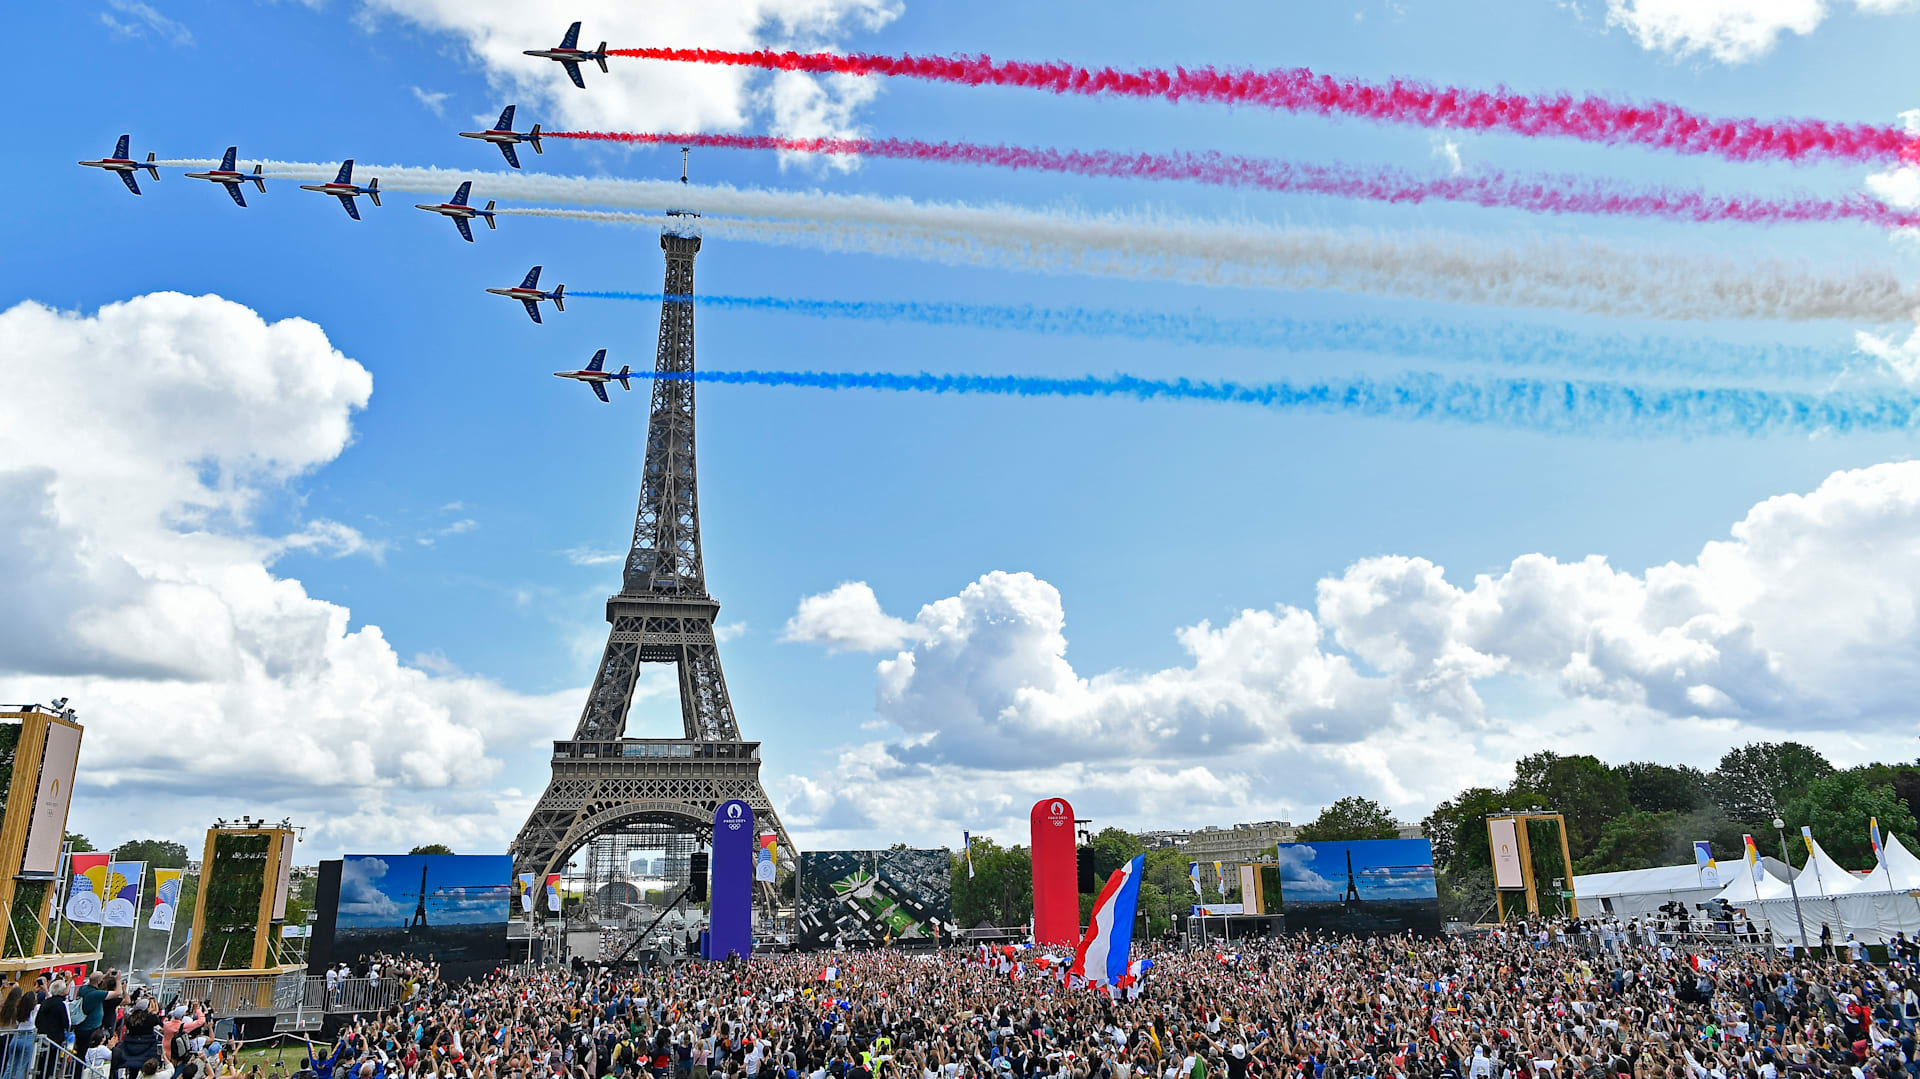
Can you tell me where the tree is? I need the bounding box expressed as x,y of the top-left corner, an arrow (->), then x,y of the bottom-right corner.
1087,827 -> 1144,880
950,836 -> 1032,928
408,844 -> 456,856
1511,752 -> 1629,854
1299,796 -> 1400,842
1579,810 -> 1680,874
65,833 -> 95,853
1422,787 -> 1526,873
1618,762 -> 1712,814
1712,742 -> 1834,827
1780,770 -> 1919,868
112,839 -> 191,891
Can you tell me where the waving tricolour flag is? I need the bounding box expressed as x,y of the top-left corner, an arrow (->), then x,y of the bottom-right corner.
1188,862 -> 1202,897
1069,854 -> 1142,989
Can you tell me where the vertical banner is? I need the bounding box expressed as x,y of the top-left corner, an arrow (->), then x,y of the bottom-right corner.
755,834 -> 777,883
101,861 -> 144,928
961,831 -> 974,880
1743,834 -> 1764,881
1238,864 -> 1260,913
149,869 -> 183,931
1213,861 -> 1225,892
1693,841 -> 1719,887
1188,861 -> 1202,896
1488,818 -> 1523,889
65,853 -> 111,922
271,834 -> 295,920
544,873 -> 562,912
517,873 -> 536,912
1029,798 -> 1077,946
709,800 -> 754,960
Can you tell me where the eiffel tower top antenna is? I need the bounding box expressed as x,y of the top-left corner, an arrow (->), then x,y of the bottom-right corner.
680,146 -> 690,184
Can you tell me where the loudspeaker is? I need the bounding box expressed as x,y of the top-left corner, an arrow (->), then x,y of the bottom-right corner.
689,851 -> 709,902
1076,846 -> 1097,893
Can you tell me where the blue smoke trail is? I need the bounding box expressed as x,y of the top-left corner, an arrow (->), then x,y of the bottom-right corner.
624,368 -> 1920,437
571,291 -> 1863,380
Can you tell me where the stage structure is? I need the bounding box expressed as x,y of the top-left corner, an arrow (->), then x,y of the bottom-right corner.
511,213 -> 795,900
184,822 -> 299,973
0,703 -> 102,972
1486,811 -> 1577,921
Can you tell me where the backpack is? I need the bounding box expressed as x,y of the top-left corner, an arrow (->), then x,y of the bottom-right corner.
173,1033 -> 192,1061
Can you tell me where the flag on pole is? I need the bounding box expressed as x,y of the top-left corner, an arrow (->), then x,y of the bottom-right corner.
1742,834 -> 1764,882
1692,841 -> 1719,888
962,831 -> 975,880
65,854 -> 111,923
1213,861 -> 1224,892
1187,862 -> 1202,897
1871,817 -> 1884,856
1069,854 -> 1143,989
544,873 -> 562,912
518,873 -> 536,912
101,862 -> 145,928
149,869 -> 184,931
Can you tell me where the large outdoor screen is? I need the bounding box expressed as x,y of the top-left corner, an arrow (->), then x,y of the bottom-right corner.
1272,838 -> 1441,937
796,849 -> 951,951
330,854 -> 511,974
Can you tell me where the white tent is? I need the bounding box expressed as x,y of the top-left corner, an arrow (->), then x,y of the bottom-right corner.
1833,833 -> 1920,944
1573,863 -> 1724,919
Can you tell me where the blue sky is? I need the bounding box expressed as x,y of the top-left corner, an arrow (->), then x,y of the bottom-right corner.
8,0 -> 1920,863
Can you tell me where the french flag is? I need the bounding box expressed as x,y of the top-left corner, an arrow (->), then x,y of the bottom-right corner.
1070,854 -> 1142,988
820,966 -> 839,982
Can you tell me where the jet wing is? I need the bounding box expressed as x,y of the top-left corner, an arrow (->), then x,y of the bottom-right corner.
337,193 -> 362,221
592,381 -> 610,403
120,170 -> 142,196
499,143 -> 521,169
454,216 -> 474,242
226,182 -> 247,208
522,299 -> 542,324
562,60 -> 585,89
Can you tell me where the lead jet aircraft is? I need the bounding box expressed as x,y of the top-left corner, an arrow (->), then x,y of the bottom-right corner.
553,348 -> 631,402
524,22 -> 608,89
459,105 -> 544,169
298,160 -> 381,220
414,180 -> 497,242
184,146 -> 266,207
486,265 -> 565,323
77,134 -> 160,195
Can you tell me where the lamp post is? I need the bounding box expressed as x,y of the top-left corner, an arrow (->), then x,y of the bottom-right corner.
1773,816 -> 1808,952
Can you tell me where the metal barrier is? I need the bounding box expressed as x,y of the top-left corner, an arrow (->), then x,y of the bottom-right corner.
300,976 -> 400,1014
161,973 -> 287,1015
2,1033 -> 91,1079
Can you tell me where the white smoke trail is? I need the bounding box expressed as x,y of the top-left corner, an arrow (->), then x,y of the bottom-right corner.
159,157 -> 1920,322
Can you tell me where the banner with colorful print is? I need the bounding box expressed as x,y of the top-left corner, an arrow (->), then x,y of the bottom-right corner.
757,834 -> 778,882
149,869 -> 184,931
544,873 -> 562,912
101,861 -> 145,928
65,853 -> 111,923
518,873 -> 536,912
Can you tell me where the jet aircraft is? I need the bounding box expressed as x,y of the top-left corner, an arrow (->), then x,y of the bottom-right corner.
486,265 -> 565,323
459,105 -> 544,168
184,146 -> 265,207
298,160 -> 381,220
77,134 -> 160,195
554,348 -> 631,402
524,22 -> 608,89
414,181 -> 497,242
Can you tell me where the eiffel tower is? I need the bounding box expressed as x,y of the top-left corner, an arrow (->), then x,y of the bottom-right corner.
511,216 -> 794,885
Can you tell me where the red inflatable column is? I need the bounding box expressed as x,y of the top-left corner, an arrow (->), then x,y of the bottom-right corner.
1029,797 -> 1077,945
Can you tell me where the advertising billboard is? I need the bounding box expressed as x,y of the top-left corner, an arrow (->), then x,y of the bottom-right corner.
795,848 -> 952,951
23,720 -> 82,876
1489,818 -> 1523,890
1273,838 -> 1440,937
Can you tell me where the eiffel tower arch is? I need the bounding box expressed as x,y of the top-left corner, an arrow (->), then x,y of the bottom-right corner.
511,217 -> 795,899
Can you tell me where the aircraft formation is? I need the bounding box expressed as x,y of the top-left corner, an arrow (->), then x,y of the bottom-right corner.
80,22 -> 639,403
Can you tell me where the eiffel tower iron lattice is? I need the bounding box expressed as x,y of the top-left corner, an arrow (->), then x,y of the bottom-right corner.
511,219 -> 794,882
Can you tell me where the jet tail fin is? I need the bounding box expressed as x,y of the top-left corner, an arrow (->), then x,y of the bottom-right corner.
529,124 -> 543,154
367,178 -> 380,207
596,45 -> 608,73
250,163 -> 266,192
618,364 -> 631,388
552,284 -> 564,312
143,151 -> 159,180
484,199 -> 497,227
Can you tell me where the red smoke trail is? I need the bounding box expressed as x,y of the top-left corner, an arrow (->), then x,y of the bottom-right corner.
606,47 -> 1920,166
546,130 -> 1920,230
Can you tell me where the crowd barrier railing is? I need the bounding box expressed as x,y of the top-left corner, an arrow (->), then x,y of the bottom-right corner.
1,1033 -> 91,1079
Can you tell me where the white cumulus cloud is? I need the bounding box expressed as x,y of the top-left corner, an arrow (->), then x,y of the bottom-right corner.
782,581 -> 917,652
1602,0 -> 1918,63
0,293 -> 575,856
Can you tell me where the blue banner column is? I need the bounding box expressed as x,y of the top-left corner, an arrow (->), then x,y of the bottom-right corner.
708,799 -> 755,960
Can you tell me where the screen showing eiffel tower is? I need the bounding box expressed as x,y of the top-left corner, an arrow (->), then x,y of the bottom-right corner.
326,854 -> 513,974
1272,839 -> 1440,937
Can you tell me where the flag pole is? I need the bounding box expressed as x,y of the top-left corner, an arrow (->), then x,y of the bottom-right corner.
127,869 -> 146,978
